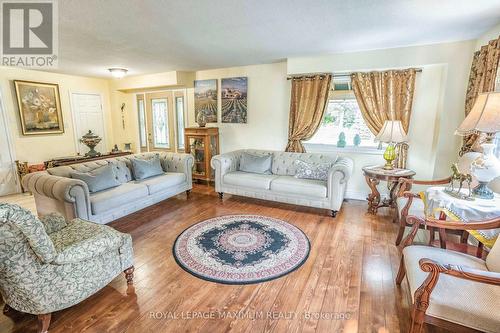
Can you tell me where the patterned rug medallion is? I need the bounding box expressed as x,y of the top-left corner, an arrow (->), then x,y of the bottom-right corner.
173,215 -> 310,284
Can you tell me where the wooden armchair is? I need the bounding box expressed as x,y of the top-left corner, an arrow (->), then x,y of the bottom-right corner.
394,176 -> 452,245
396,215 -> 500,333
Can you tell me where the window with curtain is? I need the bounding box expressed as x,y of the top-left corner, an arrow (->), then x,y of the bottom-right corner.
306,80 -> 377,148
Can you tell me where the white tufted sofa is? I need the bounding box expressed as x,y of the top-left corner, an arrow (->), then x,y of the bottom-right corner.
211,149 -> 353,217
23,152 -> 193,224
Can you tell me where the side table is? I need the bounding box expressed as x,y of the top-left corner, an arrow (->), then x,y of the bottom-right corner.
362,165 -> 416,214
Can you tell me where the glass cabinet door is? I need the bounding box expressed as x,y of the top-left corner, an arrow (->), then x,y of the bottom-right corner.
189,137 -> 205,176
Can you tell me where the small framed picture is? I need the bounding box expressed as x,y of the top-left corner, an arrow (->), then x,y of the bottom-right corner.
14,80 -> 64,135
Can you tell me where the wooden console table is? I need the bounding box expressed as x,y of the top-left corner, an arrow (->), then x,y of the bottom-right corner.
362,166 -> 415,214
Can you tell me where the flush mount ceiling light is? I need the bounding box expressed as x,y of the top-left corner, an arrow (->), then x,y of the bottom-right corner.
108,68 -> 128,78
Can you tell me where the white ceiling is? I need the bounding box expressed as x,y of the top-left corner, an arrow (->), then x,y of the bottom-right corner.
55,0 -> 500,78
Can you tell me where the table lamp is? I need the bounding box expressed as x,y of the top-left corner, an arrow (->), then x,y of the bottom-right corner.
455,92 -> 500,199
376,120 -> 408,170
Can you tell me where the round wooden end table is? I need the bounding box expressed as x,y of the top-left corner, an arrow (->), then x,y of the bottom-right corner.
362,166 -> 416,214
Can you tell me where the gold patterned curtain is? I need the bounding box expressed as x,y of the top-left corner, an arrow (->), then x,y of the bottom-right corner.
351,69 -> 417,135
460,35 -> 500,156
286,74 -> 332,152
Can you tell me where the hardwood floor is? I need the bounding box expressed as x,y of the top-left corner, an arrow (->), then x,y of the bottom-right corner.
0,185 -> 447,333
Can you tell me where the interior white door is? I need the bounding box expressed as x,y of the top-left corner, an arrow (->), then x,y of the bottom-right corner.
71,93 -> 106,155
0,91 -> 18,195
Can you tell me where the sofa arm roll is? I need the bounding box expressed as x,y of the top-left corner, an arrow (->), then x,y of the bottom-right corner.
211,151 -> 241,175
161,153 -> 194,175
211,151 -> 242,193
22,171 -> 91,219
328,156 -> 354,184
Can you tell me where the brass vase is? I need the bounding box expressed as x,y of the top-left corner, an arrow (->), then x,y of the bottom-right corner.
80,130 -> 102,157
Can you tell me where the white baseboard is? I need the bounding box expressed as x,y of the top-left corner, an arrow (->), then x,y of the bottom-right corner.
344,190 -> 367,201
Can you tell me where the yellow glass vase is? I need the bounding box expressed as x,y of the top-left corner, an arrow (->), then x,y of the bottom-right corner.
383,144 -> 396,170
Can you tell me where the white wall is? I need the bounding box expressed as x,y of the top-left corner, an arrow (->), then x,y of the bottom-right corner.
0,67 -> 113,163
186,62 -> 290,153
288,40 -> 476,198
475,23 -> 500,49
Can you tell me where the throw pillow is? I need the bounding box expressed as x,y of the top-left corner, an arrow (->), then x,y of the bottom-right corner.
294,160 -> 332,181
71,164 -> 121,193
131,155 -> 164,180
239,152 -> 273,174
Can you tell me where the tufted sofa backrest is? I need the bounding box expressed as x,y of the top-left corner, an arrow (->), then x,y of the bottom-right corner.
46,152 -> 186,183
242,149 -> 338,176
0,203 -> 56,267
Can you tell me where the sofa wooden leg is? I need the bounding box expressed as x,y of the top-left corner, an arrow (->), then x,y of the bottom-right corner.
37,313 -> 51,333
396,257 -> 406,285
218,192 -> 224,199
186,189 -> 191,198
331,210 -> 338,218
124,266 -> 135,294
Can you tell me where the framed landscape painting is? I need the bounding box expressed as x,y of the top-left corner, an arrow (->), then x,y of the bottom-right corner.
221,77 -> 247,123
194,79 -> 218,123
14,80 -> 64,135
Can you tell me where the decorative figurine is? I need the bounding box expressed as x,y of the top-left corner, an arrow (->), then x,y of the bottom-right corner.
353,134 -> 361,147
444,163 -> 474,200
111,144 -> 121,154
80,130 -> 102,157
337,132 -> 346,148
196,110 -> 207,127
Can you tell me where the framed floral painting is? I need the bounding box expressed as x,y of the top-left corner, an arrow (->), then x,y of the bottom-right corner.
14,80 -> 64,135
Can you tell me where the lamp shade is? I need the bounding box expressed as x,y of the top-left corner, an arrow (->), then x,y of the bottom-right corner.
456,92 -> 500,135
375,120 -> 408,143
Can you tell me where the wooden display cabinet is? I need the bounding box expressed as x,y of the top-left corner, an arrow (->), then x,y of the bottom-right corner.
184,127 -> 219,182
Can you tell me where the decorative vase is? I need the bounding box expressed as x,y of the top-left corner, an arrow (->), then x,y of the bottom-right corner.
80,130 -> 102,157
353,134 -> 361,147
337,132 -> 346,148
471,142 -> 500,199
196,111 -> 207,127
383,143 -> 396,170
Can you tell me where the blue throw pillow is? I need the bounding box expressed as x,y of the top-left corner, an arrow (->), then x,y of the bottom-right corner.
239,152 -> 273,174
70,164 -> 121,193
131,155 -> 164,180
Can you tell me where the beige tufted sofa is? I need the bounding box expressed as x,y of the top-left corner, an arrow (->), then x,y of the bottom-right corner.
23,152 -> 193,224
211,149 -> 353,217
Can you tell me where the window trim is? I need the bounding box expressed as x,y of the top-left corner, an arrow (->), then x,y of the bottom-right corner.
304,142 -> 384,155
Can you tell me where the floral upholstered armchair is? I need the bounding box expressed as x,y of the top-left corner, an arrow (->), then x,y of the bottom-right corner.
0,203 -> 134,333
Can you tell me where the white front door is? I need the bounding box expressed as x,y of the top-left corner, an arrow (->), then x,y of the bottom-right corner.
71,93 -> 106,155
0,90 -> 18,195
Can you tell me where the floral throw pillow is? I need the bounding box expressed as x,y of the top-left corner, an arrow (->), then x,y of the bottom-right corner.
294,160 -> 332,181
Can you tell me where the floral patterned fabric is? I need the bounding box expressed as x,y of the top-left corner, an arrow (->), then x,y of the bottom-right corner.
294,159 -> 332,181
40,212 -> 67,234
0,203 -> 133,315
